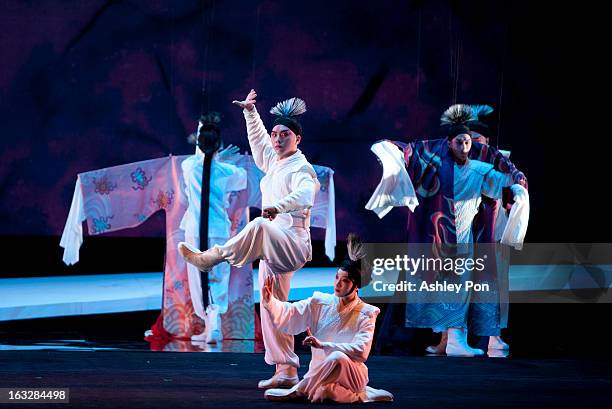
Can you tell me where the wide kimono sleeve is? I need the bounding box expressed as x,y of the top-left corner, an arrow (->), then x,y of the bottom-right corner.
500,184 -> 530,250
365,140 -> 419,218
482,169 -> 530,250
243,107 -> 277,173
60,156 -> 182,265
311,165 -> 336,262
321,307 -> 380,363
264,295 -> 313,336
272,166 -> 319,213
471,142 -> 526,184
482,167 -> 514,200
224,162 -> 248,193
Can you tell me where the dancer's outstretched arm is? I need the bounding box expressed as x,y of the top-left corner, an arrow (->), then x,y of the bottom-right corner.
233,89 -> 276,173
262,275 -> 312,335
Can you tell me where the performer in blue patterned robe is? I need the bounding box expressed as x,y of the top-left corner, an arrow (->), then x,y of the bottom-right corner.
367,104 -> 528,356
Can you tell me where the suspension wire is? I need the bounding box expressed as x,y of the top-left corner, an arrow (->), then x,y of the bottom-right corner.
448,6 -> 463,106
454,31 -> 462,104
201,0 -> 216,115
250,3 -> 261,87
449,8 -> 455,105
414,4 -> 423,132
496,7 -> 510,148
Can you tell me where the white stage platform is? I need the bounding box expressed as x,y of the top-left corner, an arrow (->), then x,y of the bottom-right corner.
1,265 -> 610,321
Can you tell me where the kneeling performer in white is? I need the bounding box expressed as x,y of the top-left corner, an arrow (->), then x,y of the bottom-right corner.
262,235 -> 393,403
179,89 -> 319,389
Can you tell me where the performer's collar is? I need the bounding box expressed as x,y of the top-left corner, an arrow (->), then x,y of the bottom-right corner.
336,292 -> 360,311
453,157 -> 470,167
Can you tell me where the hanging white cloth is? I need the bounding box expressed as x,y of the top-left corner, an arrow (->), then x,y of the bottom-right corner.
60,175 -> 85,265
500,184 -> 530,250
365,141 -> 418,218
323,173 -> 336,261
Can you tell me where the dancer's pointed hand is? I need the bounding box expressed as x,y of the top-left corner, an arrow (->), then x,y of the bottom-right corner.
232,89 -> 257,111
262,207 -> 279,221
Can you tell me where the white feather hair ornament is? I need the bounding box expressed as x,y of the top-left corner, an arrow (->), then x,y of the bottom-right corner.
269,97 -> 307,118
347,233 -> 366,262
187,132 -> 198,145
440,104 -> 477,126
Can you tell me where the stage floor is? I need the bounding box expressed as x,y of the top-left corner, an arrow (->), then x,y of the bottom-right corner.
0,350 -> 609,408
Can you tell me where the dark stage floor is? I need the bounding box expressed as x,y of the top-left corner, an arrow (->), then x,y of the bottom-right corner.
1,350 -> 610,409
2,307 -> 611,407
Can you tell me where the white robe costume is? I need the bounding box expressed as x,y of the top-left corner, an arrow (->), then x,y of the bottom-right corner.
180,147 -> 247,318
263,291 -> 393,403
212,107 -> 320,368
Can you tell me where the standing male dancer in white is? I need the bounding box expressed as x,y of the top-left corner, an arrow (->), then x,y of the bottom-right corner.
179,89 -> 319,388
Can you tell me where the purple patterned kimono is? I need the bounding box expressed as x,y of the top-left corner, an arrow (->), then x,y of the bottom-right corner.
374,138 -> 524,347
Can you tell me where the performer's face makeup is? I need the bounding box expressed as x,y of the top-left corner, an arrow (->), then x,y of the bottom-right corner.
271,125 -> 301,159
334,269 -> 356,298
448,133 -> 472,163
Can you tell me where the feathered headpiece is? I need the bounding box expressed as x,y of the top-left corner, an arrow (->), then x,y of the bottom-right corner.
470,104 -> 493,120
468,104 -> 494,136
270,97 -> 307,136
200,111 -> 222,127
340,233 -> 371,290
440,104 -> 478,140
440,104 -> 477,126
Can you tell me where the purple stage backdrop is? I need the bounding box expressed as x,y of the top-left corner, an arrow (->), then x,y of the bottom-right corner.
0,0 -> 585,243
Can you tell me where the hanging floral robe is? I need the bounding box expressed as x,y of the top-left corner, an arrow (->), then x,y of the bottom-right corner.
60,154 -> 336,340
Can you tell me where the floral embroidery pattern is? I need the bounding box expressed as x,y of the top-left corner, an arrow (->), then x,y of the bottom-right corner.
315,167 -> 329,192
152,190 -> 174,210
131,167 -> 152,191
92,175 -> 117,195
91,215 -> 114,234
